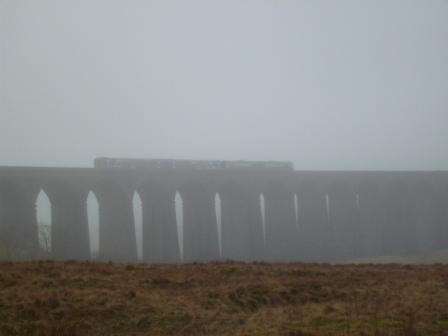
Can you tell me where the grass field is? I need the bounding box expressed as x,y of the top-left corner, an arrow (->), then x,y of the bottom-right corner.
0,261 -> 448,336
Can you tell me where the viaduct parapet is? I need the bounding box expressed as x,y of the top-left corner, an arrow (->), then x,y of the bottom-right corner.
0,158 -> 447,262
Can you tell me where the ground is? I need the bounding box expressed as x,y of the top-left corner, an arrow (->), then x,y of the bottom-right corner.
0,261 -> 448,336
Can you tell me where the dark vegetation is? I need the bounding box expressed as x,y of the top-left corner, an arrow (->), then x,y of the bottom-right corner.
0,261 -> 447,336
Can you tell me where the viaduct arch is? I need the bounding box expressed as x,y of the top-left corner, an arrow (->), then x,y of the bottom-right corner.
0,160 -> 447,262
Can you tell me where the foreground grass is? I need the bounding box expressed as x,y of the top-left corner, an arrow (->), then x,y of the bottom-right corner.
0,261 -> 447,335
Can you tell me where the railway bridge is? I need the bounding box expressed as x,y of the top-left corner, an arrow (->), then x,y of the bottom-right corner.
0,158 -> 447,262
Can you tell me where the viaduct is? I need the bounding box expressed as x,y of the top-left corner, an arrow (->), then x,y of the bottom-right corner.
0,158 -> 447,263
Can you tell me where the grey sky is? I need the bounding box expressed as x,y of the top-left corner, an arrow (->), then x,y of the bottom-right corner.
1,0 -> 447,170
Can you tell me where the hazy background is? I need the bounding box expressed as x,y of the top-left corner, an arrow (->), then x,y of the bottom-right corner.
1,0 -> 448,171
2,0 -> 448,259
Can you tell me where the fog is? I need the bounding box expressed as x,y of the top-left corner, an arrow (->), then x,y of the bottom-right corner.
1,0 -> 447,171
2,0 -> 448,260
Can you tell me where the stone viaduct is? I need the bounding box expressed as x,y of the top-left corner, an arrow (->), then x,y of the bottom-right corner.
0,158 -> 447,263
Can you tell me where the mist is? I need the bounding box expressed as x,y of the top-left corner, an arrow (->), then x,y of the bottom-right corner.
1,0 -> 448,170
2,2 -> 448,333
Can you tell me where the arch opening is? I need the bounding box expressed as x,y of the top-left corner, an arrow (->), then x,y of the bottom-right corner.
87,191 -> 100,259
174,191 -> 184,260
325,193 -> 330,222
36,190 -> 52,254
294,193 -> 299,231
133,192 -> 143,261
259,193 -> 266,246
214,192 -> 222,257
0,195 -> 4,227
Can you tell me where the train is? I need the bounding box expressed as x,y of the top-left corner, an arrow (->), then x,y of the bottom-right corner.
94,157 -> 294,171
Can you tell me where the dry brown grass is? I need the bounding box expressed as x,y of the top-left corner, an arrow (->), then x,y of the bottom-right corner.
0,261 -> 448,335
